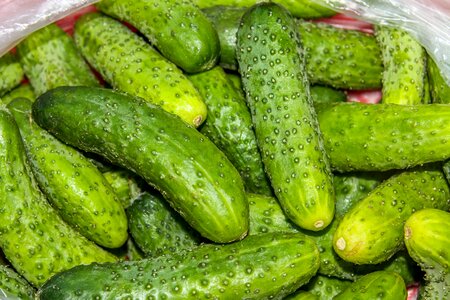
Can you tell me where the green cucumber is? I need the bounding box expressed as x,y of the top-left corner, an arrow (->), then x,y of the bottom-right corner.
32,86 -> 248,243
333,166 -> 450,265
376,26 -> 427,105
126,191 -> 201,257
188,66 -> 272,195
102,168 -> 143,208
237,3 -> 335,231
404,208 -> 450,300
302,275 -> 351,299
1,83 -> 35,105
16,23 -> 99,97
285,291 -> 319,300
428,57 -> 450,104
0,265 -> 35,300
96,0 -> 220,73
0,106 -> 116,287
0,52 -> 24,96
317,102 -> 450,172
226,72 -> 243,91
37,232 -> 320,299
309,85 -> 346,105
7,97 -> 128,248
333,271 -> 407,300
74,12 -> 207,127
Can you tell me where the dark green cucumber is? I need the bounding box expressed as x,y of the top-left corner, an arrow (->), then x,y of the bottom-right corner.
317,102 -> 450,172
333,166 -> 450,265
96,0 -> 220,73
404,208 -> 450,300
32,86 -> 248,243
127,191 -> 201,257
0,52 -> 24,96
0,107 -> 116,287
333,271 -> 407,300
302,275 -> 351,299
7,98 -> 128,248
376,26 -> 427,105
237,3 -> 335,231
74,13 -> 207,127
1,83 -> 35,105
189,66 -> 272,195
16,23 -> 99,97
37,232 -> 320,299
0,265 -> 35,299
428,57 -> 450,104
102,168 -> 143,208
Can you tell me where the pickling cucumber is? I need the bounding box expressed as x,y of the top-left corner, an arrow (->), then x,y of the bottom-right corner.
0,52 -> 24,96
0,265 -> 35,300
1,83 -> 35,105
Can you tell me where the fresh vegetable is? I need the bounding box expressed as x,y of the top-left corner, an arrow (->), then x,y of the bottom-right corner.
102,168 -> 143,208
428,56 -> 450,104
0,52 -> 24,97
0,83 -> 35,104
0,265 -> 35,300
302,275 -> 351,299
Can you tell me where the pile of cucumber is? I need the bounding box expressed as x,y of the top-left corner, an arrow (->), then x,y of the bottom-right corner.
0,0 -> 449,299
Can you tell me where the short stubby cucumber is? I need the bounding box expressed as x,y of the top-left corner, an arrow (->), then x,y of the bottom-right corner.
188,66 -> 273,195
317,102 -> 450,172
0,107 -> 116,287
0,83 -> 35,105
0,52 -> 24,97
428,56 -> 450,104
0,265 -> 35,300
404,208 -> 450,300
333,166 -> 450,265
7,98 -> 128,248
96,0 -> 220,73
37,232 -> 320,299
74,13 -> 207,127
32,86 -> 248,243
16,23 -> 99,97
237,2 -> 335,231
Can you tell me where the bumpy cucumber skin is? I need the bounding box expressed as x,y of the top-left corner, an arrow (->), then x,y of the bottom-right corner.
237,3 -> 335,231
317,102 -> 450,172
127,192 -> 200,257
37,232 -> 320,300
302,275 -> 351,300
428,57 -> 450,104
189,66 -> 273,196
102,168 -> 143,208
0,107 -> 116,287
16,24 -> 99,97
7,98 -> 128,248
1,83 -> 35,105
74,13 -> 207,128
333,166 -> 450,265
96,0 -> 220,73
376,26 -> 426,105
333,271 -> 407,300
32,86 -> 248,243
0,52 -> 24,97
404,208 -> 450,300
0,265 -> 35,300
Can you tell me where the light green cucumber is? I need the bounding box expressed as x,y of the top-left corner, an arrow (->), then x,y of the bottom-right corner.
102,168 -> 143,208
37,232 -> 320,299
0,106 -> 116,287
0,83 -> 35,105
74,12 -> 207,127
32,86 -> 248,243
333,166 -> 450,265
0,265 -> 35,300
0,52 -> 24,96
7,98 -> 128,248
302,275 -> 351,299
428,57 -> 450,104
96,0 -> 220,73
16,23 -> 99,97
237,2 -> 334,231
189,66 -> 272,195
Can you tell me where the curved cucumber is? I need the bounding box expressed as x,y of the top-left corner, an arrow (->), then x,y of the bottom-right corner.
7,98 -> 128,248
237,3 -> 334,231
0,52 -> 24,96
0,265 -> 35,300
37,232 -> 320,299
0,107 -> 116,287
32,86 -> 248,243
188,66 -> 272,195
96,0 -> 220,73
74,12 -> 207,127
16,23 -> 99,97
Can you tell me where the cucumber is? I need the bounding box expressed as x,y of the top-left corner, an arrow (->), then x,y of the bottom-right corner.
0,52 -> 24,96
302,275 -> 351,300
16,23 -> 99,97
333,166 -> 450,265
102,168 -> 143,208
226,72 -> 243,91
96,0 -> 220,73
285,291 -> 319,300
309,85 -> 346,105
0,106 -> 116,287
0,265 -> 35,300
404,208 -> 450,300
7,97 -> 128,248
375,26 -> 427,105
37,232 -> 320,299
428,56 -> 450,104
32,86 -> 248,243
317,102 -> 450,172
74,13 -> 207,128
126,191 -> 201,257
333,271 -> 407,300
188,66 -> 273,195
237,2 -> 335,231
1,83 -> 35,105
